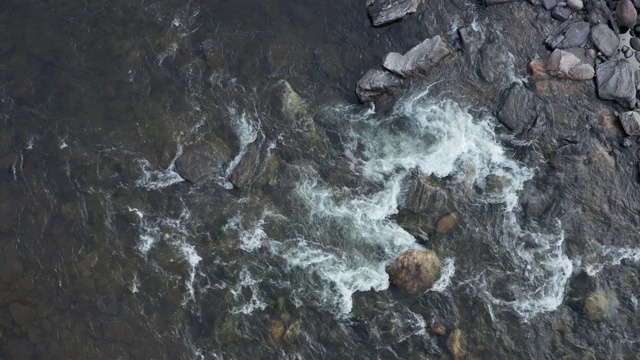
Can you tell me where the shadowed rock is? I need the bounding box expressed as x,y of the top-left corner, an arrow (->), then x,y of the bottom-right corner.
386,249 -> 440,293
596,60 -> 636,107
228,135 -> 265,191
367,0 -> 421,27
619,111 -> 640,135
590,24 -> 620,57
356,69 -> 403,102
382,36 -> 452,78
176,140 -> 233,183
546,49 -> 595,80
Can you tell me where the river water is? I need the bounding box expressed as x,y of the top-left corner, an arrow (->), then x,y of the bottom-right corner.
2,0 -> 640,359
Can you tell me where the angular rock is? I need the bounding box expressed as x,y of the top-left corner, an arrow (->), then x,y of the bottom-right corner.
404,174 -> 447,214
228,135 -> 264,191
619,111 -> 640,135
545,21 -> 590,49
546,49 -> 595,80
542,0 -> 558,10
175,141 -> 233,183
367,0 -> 421,27
496,84 -> 540,132
596,60 -> 636,107
590,24 -> 620,57
386,249 -> 440,293
566,0 -> 583,11
355,69 -> 403,102
382,35 -> 452,77
616,0 -> 637,29
552,6 -> 572,21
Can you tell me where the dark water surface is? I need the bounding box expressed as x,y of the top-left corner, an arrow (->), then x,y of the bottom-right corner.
2,0 -> 640,359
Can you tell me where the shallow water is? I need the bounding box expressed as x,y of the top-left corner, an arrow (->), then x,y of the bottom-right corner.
2,0 -> 640,359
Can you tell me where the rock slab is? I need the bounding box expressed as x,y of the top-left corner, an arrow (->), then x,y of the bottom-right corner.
545,21 -> 590,49
591,24 -> 620,57
355,69 -> 403,102
382,35 -> 452,77
596,60 -> 637,108
367,0 -> 421,27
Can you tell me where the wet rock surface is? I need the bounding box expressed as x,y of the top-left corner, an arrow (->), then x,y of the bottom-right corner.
367,0 -> 421,27
356,69 -> 403,102
382,35 -> 452,77
386,249 -> 440,293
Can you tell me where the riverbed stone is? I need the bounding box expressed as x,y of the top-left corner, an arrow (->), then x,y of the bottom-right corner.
584,290 -> 611,320
355,69 -> 403,102
590,24 -> 620,57
616,0 -> 637,29
542,0 -> 558,10
546,49 -> 595,80
436,213 -> 459,234
367,0 -> 421,27
496,84 -> 540,132
386,249 -> 440,293
631,37 -> 640,51
552,6 -> 572,21
9,303 -> 34,327
596,59 -> 636,107
448,329 -> 466,360
382,35 -> 452,77
175,140 -> 233,183
619,111 -> 640,135
546,21 -> 590,50
567,0 -> 583,11
404,174 -> 447,214
228,136 -> 264,191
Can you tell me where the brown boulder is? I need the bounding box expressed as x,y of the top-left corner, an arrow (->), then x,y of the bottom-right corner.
386,249 -> 440,294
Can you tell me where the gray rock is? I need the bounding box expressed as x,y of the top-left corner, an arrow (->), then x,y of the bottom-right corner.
496,84 -> 541,132
176,140 -> 233,183
586,48 -> 598,58
458,26 -> 484,55
567,0 -> 583,11
355,69 -> 403,102
591,23 -> 621,57
228,135 -> 265,191
484,0 -> 515,4
545,20 -> 590,49
542,0 -> 558,10
546,49 -> 595,80
620,111 -> 640,135
616,0 -> 637,29
625,48 -> 634,58
552,6 -> 573,21
596,60 -> 637,107
367,0 -> 421,27
404,174 -> 447,214
631,37 -> 640,51
382,35 -> 452,77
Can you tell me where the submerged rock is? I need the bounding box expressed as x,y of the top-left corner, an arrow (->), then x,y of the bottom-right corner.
584,290 -> 611,321
447,329 -> 466,360
436,213 -> 459,234
367,0 -> 421,27
596,60 -> 636,108
496,84 -> 540,133
616,0 -> 637,29
175,140 -> 233,183
590,24 -> 620,57
355,69 -> 403,102
382,35 -> 452,78
386,249 -> 440,293
546,49 -> 595,80
228,135 -> 264,191
619,111 -> 640,135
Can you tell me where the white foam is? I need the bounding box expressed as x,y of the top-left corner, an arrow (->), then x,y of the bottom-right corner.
223,214 -> 268,252
135,143 -> 185,190
230,268 -> 267,315
428,258 -> 455,293
222,109 -> 260,189
583,245 -> 640,276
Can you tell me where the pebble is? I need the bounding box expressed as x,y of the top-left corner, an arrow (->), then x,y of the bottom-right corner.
625,48 -> 634,58
567,0 -> 583,11
631,37 -> 640,51
586,48 -> 598,58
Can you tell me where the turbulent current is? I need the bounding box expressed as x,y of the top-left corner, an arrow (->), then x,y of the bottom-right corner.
4,0 -> 640,359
